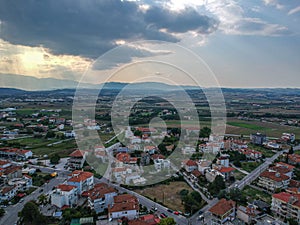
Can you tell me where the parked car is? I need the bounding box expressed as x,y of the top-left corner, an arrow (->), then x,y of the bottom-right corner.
160,213 -> 167,218
167,209 -> 173,213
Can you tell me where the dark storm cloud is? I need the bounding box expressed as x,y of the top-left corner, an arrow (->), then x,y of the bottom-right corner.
0,0 -> 218,58
144,6 -> 219,34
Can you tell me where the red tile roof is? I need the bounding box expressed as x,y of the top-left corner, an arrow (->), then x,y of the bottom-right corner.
57,184 -> 76,192
185,160 -> 197,167
209,198 -> 236,216
269,166 -> 292,174
273,192 -> 300,208
191,170 -> 202,177
218,167 -> 235,173
288,154 -> 300,163
68,170 -> 93,182
69,149 -> 85,158
151,154 -> 165,160
276,162 -> 295,170
114,194 -> 138,204
128,220 -> 149,225
260,171 -> 290,182
83,183 -> 116,200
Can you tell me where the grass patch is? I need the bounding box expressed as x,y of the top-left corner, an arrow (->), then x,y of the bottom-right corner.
248,143 -> 276,158
234,170 -> 247,180
242,185 -> 271,204
227,122 -> 267,131
241,161 -> 262,173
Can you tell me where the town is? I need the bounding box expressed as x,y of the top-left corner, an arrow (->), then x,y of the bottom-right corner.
0,88 -> 299,225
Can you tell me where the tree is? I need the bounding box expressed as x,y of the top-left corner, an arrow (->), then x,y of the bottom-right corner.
45,130 -> 55,139
50,153 -> 60,164
0,208 -> 5,217
158,218 -> 176,225
19,201 -> 46,225
38,194 -> 48,205
158,143 -> 167,155
208,175 -> 226,196
199,127 -> 211,138
289,146 -> 294,154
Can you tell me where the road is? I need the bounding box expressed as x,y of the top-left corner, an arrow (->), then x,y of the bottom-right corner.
232,149 -> 288,190
98,177 -> 189,225
0,175 -> 65,225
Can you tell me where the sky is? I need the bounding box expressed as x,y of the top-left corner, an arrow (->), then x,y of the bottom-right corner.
0,0 -> 299,88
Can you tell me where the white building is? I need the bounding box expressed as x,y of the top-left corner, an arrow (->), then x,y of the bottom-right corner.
154,159 -> 170,171
108,194 -> 139,220
51,184 -> 78,208
84,183 -> 117,213
182,146 -> 196,155
67,170 -> 94,195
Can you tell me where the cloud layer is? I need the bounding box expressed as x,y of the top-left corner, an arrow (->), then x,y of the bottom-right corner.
0,0 -> 218,58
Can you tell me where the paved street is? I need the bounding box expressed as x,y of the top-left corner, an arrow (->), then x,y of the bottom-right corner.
0,175 -> 64,225
232,149 -> 288,190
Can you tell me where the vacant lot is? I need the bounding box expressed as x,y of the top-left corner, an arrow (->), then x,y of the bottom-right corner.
241,161 -> 262,173
242,185 -> 271,204
136,181 -> 194,212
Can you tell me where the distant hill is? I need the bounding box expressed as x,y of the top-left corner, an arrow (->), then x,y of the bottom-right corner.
0,73 -> 98,91
0,73 -> 201,91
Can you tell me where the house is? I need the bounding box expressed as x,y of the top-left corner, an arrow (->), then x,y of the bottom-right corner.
2,165 -> 22,180
0,185 -> 18,202
237,204 -> 260,224
182,146 -> 196,155
217,155 -> 230,167
205,169 -> 224,183
0,147 -> 33,160
240,149 -> 262,160
140,153 -> 151,166
8,174 -> 33,192
144,146 -> 156,154
184,160 -> 198,172
209,198 -> 236,224
281,133 -> 295,142
258,171 -> 290,192
250,133 -> 267,145
116,147 -> 130,153
216,166 -> 235,181
82,183 -> 117,213
68,150 -> 86,170
129,214 -> 160,225
130,136 -> 142,144
64,130 -> 76,138
94,149 -> 107,163
67,170 -> 94,195
112,167 -> 132,183
268,162 -> 294,178
51,184 -> 78,209
197,160 -> 211,175
153,159 -> 170,171
288,154 -> 300,166
272,192 -> 300,224
191,170 -> 202,182
116,153 -> 138,164
122,172 -> 145,185
140,214 -> 160,225
108,194 -> 139,220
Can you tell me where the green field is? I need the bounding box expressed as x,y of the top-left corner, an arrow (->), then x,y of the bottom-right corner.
7,137 -> 77,158
227,122 -> 267,131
